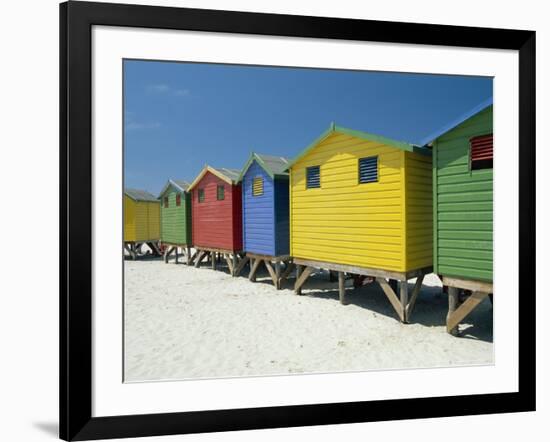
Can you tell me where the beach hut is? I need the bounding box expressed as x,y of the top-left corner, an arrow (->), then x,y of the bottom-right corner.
158,179 -> 192,264
124,188 -> 161,259
422,98 -> 493,335
287,123 -> 433,323
187,166 -> 245,275
238,153 -> 292,289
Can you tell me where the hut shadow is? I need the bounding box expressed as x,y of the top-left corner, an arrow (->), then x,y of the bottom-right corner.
123,253 -> 163,262
299,272 -> 493,342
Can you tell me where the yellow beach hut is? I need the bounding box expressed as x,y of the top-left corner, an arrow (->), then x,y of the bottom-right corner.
124,188 -> 161,259
288,123 -> 433,322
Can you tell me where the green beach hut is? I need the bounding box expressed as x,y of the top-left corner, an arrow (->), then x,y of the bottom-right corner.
158,179 -> 192,264
423,98 -> 493,334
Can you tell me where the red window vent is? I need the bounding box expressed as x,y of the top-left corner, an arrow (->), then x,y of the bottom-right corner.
470,134 -> 493,170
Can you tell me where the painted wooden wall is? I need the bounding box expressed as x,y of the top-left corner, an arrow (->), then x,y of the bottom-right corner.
191,171 -> 243,251
273,177 -> 290,256
290,132 -> 431,273
242,161 -> 275,255
242,161 -> 290,256
404,151 -> 433,271
433,106 -> 493,282
124,195 -> 160,242
160,187 -> 192,245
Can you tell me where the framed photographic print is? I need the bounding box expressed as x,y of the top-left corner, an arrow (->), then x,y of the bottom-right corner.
60,0 -> 536,440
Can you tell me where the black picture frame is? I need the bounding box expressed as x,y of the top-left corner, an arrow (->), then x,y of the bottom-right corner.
60,1 -> 536,440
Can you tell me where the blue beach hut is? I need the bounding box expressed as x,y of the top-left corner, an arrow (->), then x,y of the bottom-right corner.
238,153 -> 292,288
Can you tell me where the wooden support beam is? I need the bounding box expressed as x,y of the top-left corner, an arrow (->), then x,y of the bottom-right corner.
405,275 -> 424,322
447,287 -> 460,336
174,247 -> 179,264
212,252 -> 217,270
295,265 -> 302,295
400,281 -> 409,323
234,256 -> 250,276
447,291 -> 489,334
376,277 -> 405,322
224,254 -> 234,274
194,250 -> 205,268
338,271 -> 347,305
442,276 -> 493,294
264,260 -> 278,288
232,254 -> 238,277
249,258 -> 261,282
187,249 -> 197,266
294,266 -> 313,294
163,246 -> 174,263
280,262 -> 295,282
275,261 -> 281,289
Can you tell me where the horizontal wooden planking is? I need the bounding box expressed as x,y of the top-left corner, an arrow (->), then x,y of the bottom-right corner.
439,238 -> 492,250
291,134 -> 406,270
438,221 -> 492,231
433,106 -> 493,281
438,191 -> 492,203
437,265 -> 492,282
405,151 -> 433,271
438,247 -> 492,261
292,247 -> 404,271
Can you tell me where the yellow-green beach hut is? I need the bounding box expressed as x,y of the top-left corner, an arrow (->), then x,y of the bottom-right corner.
124,188 -> 161,259
287,123 -> 433,322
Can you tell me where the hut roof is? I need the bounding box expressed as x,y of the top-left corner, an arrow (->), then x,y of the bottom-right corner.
286,123 -> 430,170
158,179 -> 191,198
125,188 -> 158,202
418,97 -> 493,146
238,153 -> 290,182
188,165 -> 241,190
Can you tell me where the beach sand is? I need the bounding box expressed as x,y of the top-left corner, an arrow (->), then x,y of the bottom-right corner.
124,255 -> 493,382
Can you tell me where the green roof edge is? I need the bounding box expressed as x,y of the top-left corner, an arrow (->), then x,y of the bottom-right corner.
285,123 -> 431,170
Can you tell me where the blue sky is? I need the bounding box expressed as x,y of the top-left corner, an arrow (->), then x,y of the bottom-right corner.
124,60 -> 492,194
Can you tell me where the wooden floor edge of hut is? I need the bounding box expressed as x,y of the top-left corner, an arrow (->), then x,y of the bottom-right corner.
124,240 -> 162,260
193,246 -> 247,277
292,257 -> 433,324
245,253 -> 294,290
441,276 -> 493,337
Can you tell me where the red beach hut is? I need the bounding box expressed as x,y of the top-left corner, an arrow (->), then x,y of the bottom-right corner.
187,165 -> 244,275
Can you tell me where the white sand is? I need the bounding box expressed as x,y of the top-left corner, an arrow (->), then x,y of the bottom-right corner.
124,257 -> 493,382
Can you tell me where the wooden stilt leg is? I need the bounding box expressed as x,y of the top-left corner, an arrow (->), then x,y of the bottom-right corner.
131,243 -> 136,260
295,265 -> 303,295
400,281 -> 409,323
249,258 -> 261,281
275,261 -> 281,289
175,247 -> 179,264
294,266 -> 313,295
212,252 -> 217,270
234,256 -> 249,276
194,250 -> 205,268
447,291 -> 489,335
232,254 -> 238,277
186,247 -> 191,265
264,260 -> 278,287
224,254 -> 234,275
376,277 -> 405,322
338,271 -> 347,305
447,286 -> 459,336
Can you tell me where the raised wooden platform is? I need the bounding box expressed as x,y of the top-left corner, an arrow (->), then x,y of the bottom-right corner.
293,258 -> 433,323
124,240 -> 161,260
161,243 -> 192,265
246,253 -> 293,289
193,246 -> 246,277
442,276 -> 493,336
